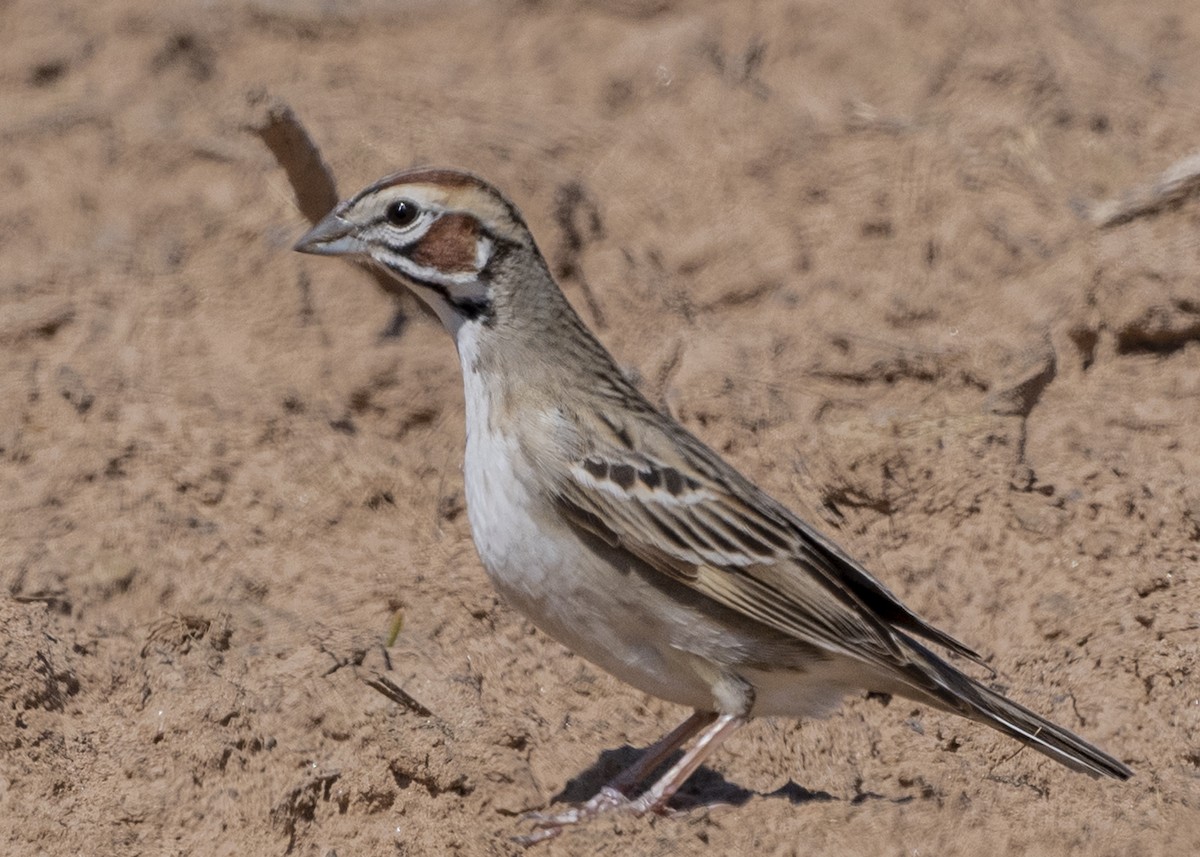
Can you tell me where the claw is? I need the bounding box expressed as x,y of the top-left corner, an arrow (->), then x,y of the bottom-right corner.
515,786 -> 635,846
512,826 -> 563,847
513,713 -> 744,846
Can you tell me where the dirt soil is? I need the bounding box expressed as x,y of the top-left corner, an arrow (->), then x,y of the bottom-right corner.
3,0 -> 1199,854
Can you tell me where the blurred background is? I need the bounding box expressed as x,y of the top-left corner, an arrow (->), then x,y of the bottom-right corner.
2,1 -> 1198,854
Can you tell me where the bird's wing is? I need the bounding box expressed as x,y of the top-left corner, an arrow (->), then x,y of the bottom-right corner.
551,405 -> 985,673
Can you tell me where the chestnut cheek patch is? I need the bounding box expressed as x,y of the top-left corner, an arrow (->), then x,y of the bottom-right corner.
410,214 -> 482,274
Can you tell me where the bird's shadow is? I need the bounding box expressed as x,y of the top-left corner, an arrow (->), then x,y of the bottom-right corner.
550,744 -> 838,811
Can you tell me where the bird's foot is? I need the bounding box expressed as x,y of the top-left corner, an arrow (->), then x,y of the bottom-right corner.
515,785 -> 662,846
514,713 -> 745,846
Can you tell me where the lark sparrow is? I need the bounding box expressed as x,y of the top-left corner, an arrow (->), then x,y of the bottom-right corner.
294,167 -> 1131,839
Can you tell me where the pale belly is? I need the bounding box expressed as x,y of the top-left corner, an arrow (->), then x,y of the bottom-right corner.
462,414 -> 722,711
454,340 -> 860,719
460,419 -> 869,719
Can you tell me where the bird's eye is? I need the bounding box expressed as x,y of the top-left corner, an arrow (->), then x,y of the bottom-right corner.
385,199 -> 420,228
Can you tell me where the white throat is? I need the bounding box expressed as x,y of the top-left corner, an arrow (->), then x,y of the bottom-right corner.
454,320 -> 550,600
452,316 -> 487,374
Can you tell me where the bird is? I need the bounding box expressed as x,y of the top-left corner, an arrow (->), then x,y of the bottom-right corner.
293,167 -> 1132,840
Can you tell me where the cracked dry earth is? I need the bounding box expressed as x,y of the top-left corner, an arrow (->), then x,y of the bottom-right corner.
2,0 -> 1199,855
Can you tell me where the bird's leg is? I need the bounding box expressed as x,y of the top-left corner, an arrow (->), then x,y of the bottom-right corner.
517,710 -> 717,845
625,713 -> 746,815
603,710 -> 718,799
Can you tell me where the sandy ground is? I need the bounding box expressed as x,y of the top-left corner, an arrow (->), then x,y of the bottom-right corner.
3,0 -> 1199,854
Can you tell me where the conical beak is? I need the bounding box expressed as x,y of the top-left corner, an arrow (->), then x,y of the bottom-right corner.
294,211 -> 363,256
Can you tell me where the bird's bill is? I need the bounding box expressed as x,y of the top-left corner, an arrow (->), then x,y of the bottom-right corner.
294,213 -> 364,257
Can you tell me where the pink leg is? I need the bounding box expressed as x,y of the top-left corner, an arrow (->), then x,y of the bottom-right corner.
606,710 -> 717,795
517,711 -> 722,846
626,713 -> 746,815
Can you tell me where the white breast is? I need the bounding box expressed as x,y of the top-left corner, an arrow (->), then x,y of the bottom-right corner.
449,322 -> 855,719
452,323 -> 717,708
456,328 -> 555,600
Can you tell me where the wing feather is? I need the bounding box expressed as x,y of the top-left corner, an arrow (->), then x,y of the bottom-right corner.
556,414 -> 986,672
560,458 -> 906,670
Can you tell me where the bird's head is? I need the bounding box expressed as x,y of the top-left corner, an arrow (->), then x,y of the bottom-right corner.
295,167 -> 537,334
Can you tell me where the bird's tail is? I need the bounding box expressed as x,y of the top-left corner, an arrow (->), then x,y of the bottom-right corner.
898,636 -> 1132,780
